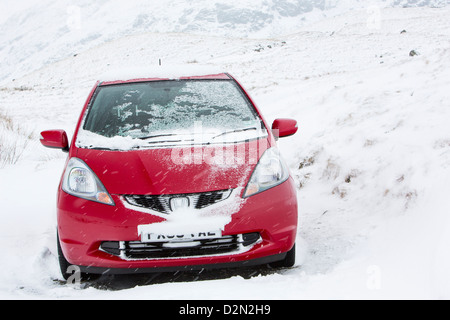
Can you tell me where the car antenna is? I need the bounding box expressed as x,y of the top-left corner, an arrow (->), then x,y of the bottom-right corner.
159,59 -> 162,66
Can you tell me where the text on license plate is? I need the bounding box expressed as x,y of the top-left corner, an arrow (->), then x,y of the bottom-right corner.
142,230 -> 222,243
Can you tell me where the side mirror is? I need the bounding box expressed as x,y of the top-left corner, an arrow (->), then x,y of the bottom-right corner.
272,119 -> 298,139
40,130 -> 69,152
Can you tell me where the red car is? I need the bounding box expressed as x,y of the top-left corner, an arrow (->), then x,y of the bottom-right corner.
40,70 -> 298,280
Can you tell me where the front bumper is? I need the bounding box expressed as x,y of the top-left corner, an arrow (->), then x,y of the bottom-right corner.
57,178 -> 298,274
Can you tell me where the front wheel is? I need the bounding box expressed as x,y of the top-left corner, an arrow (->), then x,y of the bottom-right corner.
269,243 -> 296,268
57,232 -> 100,281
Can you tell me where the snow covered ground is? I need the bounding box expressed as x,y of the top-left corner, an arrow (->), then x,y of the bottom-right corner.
1,1 -> 450,299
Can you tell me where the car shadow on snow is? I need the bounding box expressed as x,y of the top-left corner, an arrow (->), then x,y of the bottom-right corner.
78,265 -> 294,291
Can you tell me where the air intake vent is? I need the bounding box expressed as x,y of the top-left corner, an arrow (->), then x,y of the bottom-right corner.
100,232 -> 260,260
124,189 -> 233,214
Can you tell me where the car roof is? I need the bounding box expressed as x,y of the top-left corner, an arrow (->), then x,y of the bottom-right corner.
98,66 -> 231,86
99,73 -> 231,86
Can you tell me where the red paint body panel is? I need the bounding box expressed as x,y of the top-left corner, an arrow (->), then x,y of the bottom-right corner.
40,130 -> 69,150
58,177 -> 297,269
75,139 -> 267,195
272,118 -> 299,138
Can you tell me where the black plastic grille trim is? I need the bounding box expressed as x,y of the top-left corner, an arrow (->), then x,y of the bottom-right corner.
100,232 -> 260,260
123,189 -> 232,214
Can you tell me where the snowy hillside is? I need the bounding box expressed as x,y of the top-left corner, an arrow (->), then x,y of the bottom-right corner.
1,1 -> 450,299
0,0 -> 448,83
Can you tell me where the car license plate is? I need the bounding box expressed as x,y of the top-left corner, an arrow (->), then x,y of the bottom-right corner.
141,230 -> 222,243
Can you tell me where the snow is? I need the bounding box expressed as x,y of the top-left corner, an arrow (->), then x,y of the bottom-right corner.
75,126 -> 266,151
76,129 -> 157,150
99,65 -> 225,82
1,1 -> 450,299
133,188 -> 244,231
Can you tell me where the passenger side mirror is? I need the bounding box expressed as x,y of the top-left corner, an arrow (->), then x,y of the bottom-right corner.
272,119 -> 298,139
40,130 -> 69,152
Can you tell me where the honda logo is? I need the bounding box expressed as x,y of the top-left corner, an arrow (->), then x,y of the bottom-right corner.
169,197 -> 190,212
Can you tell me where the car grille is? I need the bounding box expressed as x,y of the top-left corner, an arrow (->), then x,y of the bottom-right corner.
123,189 -> 233,214
100,232 -> 260,260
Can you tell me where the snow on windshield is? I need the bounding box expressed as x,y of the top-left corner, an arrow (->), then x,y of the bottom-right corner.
77,80 -> 266,150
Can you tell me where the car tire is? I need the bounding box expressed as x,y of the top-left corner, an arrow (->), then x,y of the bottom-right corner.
57,231 -> 100,281
269,243 -> 296,268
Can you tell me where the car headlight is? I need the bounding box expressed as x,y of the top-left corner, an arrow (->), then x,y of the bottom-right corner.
62,157 -> 114,206
243,147 -> 289,198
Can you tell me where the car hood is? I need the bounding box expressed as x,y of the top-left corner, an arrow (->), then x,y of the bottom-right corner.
75,139 -> 269,195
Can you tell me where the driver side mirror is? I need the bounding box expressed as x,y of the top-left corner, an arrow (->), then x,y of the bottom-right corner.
40,130 -> 69,152
272,119 -> 298,139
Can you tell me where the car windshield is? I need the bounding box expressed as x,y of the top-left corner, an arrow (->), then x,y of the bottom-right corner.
77,80 -> 266,150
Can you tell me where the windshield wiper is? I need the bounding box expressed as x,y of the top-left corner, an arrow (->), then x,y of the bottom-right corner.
145,138 -> 195,145
138,133 -> 178,140
211,127 -> 258,140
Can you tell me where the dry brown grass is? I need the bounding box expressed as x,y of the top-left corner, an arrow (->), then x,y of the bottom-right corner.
0,110 -> 34,167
